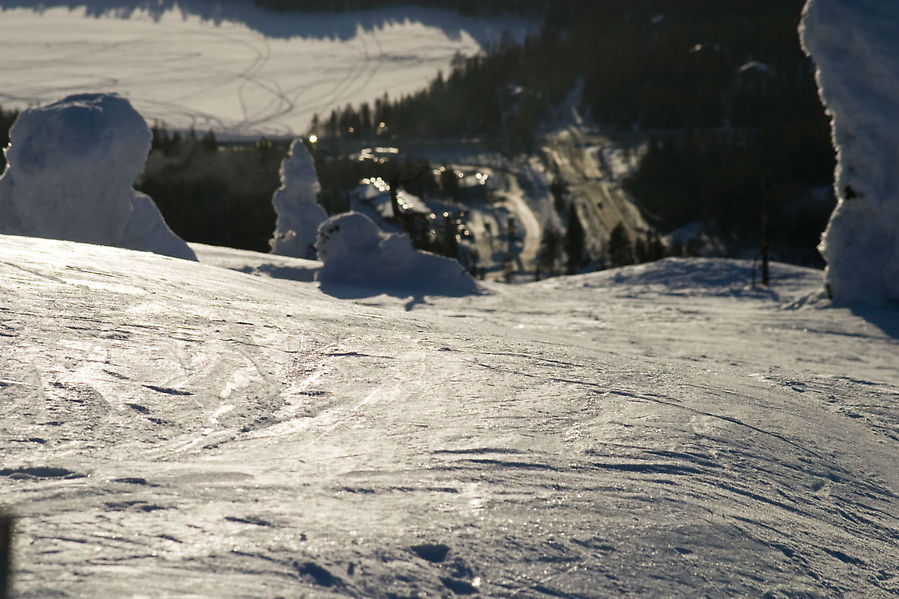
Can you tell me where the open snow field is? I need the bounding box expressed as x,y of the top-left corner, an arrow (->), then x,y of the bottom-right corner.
0,1 -> 532,137
1,235 -> 896,597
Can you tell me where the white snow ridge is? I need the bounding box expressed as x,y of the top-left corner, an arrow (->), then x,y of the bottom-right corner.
800,0 -> 899,304
269,139 -> 328,260
0,93 -> 196,261
315,211 -> 479,297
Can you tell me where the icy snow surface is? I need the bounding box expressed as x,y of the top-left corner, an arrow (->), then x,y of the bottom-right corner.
315,211 -> 480,298
269,140 -> 328,260
0,93 -> 196,261
191,241 -> 319,282
800,0 -> 899,304
1,236 -> 896,597
0,2 -> 534,138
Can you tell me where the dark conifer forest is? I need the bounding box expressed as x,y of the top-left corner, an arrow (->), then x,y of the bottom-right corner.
308,0 -> 834,263
253,0 -> 550,16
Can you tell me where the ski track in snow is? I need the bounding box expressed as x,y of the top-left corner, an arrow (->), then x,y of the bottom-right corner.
0,236 -> 897,597
0,5 -> 532,137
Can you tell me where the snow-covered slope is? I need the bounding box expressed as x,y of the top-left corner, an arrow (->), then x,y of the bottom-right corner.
1,236 -> 896,597
0,4 -> 534,138
800,0 -> 899,304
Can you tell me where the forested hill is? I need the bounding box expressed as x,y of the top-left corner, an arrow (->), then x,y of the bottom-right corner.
312,0 -> 833,264
315,0 -> 822,144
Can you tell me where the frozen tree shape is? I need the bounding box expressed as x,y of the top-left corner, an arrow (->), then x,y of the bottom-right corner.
269,140 -> 328,259
800,0 -> 899,303
0,93 -> 195,261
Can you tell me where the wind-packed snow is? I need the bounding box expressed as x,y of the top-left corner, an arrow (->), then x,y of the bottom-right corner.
315,211 -> 479,297
800,0 -> 899,304
0,93 -> 196,261
269,140 -> 328,259
1,234 -> 896,597
191,241 -> 320,282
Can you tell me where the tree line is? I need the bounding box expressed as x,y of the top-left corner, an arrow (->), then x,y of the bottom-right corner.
135,126 -> 284,252
313,1 -> 827,141
253,0 -> 551,16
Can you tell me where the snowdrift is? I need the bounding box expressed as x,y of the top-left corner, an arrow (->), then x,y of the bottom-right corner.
549,257 -> 820,299
315,211 -> 480,297
191,241 -> 320,282
0,93 -> 195,260
800,0 -> 899,304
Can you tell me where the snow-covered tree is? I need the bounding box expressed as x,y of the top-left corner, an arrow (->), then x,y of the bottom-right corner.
270,140 -> 328,259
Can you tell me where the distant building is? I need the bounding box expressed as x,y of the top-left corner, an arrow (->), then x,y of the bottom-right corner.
458,171 -> 490,202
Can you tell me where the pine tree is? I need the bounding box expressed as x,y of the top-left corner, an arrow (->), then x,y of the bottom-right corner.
609,223 -> 634,267
565,204 -> 585,275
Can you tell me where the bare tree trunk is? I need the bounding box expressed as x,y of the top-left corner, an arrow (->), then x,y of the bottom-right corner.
761,175 -> 771,286
1,513 -> 12,599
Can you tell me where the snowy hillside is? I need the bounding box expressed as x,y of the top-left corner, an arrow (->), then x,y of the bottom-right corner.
0,2 -> 534,138
1,235 -> 896,597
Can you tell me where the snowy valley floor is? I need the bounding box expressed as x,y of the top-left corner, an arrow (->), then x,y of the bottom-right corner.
0,234 -> 896,598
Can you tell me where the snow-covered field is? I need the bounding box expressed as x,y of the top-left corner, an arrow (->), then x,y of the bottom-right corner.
0,1 -> 533,137
1,235 -> 896,597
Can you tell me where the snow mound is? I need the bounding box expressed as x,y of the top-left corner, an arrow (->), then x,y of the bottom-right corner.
0,93 -> 195,261
269,140 -> 328,259
190,242 -> 320,282
315,211 -> 479,297
542,258 -> 823,300
800,0 -> 899,304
